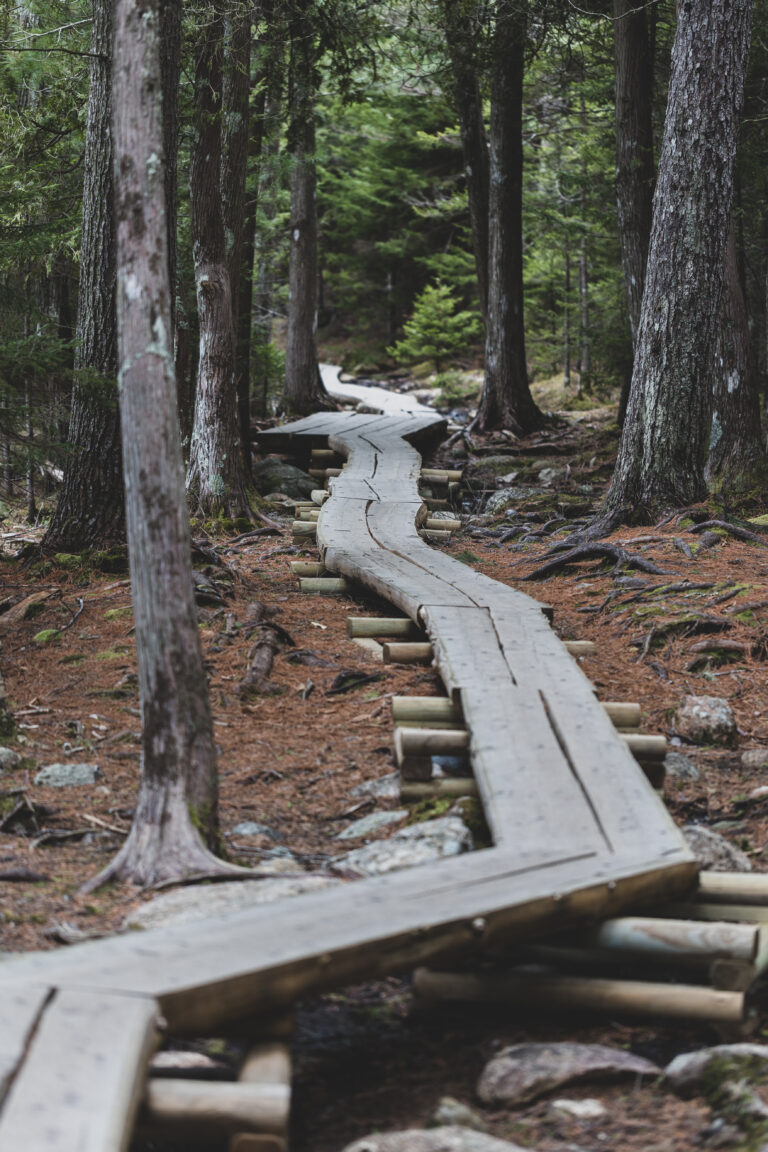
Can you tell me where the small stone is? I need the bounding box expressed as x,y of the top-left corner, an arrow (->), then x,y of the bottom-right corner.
676,695 -> 737,747
0,747 -> 21,771
485,489 -> 530,515
549,1098 -> 607,1121
335,810 -> 408,841
664,751 -> 700,781
431,1097 -> 488,1132
538,467 -> 563,485
34,763 -> 101,787
477,1042 -> 659,1107
343,1128 -> 527,1152
230,821 -> 279,840
125,875 -> 340,931
748,785 -> 768,801
351,773 -> 401,801
338,815 -> 472,877
252,458 -> 315,499
742,749 -> 768,770
682,825 -> 752,872
665,1044 -> 768,1095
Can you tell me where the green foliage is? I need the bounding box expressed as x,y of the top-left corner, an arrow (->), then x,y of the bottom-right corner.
387,281 -> 481,373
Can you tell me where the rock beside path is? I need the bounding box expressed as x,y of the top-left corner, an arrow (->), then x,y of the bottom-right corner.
676,696 -> 737,747
0,747 -> 21,771
342,1128 -> 528,1152
664,751 -> 700,781
335,810 -> 408,841
337,815 -> 472,877
252,458 -> 315,499
477,1042 -> 659,1107
682,825 -> 752,872
125,874 -> 339,931
34,762 -> 100,787
665,1044 -> 768,1095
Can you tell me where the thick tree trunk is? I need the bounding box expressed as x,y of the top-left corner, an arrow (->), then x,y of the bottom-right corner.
599,0 -> 752,528
222,2 -> 253,475
476,0 -> 543,434
282,1 -> 329,416
160,0 -> 181,344
252,74 -> 283,416
706,220 -> 767,492
444,0 -> 490,320
43,0 -> 123,551
89,0 -> 233,890
186,0 -> 250,518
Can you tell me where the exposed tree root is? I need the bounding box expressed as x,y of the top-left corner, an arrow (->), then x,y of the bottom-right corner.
520,541 -> 669,581
688,520 -> 768,546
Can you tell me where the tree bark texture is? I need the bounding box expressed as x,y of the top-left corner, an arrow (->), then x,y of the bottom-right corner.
222,2 -> 253,473
444,0 -> 490,319
186,0 -> 250,517
612,0 -> 654,351
251,67 -> 284,415
160,0 -> 182,343
282,0 -> 329,416
43,0 -> 124,551
706,220 -> 767,491
94,0 -> 225,889
476,0 -> 542,434
601,0 -> 752,525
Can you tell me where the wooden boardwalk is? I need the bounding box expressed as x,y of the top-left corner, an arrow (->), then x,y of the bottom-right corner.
0,412 -> 696,1151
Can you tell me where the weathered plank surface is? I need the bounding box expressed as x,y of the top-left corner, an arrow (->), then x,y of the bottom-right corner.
0,989 -> 160,1152
0,411 -> 696,1150
0,984 -> 51,1106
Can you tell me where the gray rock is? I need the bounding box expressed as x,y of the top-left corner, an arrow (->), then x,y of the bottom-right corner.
0,747 -> 21,771
335,810 -> 408,841
477,1042 -> 659,1107
676,695 -> 737,747
351,773 -> 401,801
230,821 -> 278,839
538,467 -> 563,485
742,749 -> 768,770
34,762 -> 101,787
343,1128 -> 527,1152
125,875 -> 339,931
431,1098 -> 488,1132
338,815 -> 472,877
252,458 -> 315,499
665,1044 -> 768,1095
664,751 -> 700,781
682,825 -> 752,872
485,488 -> 530,515
549,1098 -> 607,1120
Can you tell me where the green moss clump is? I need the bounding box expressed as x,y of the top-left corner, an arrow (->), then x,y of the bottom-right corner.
94,645 -> 131,660
54,553 -> 84,571
679,517 -> 694,529
234,516 -> 251,533
406,797 -> 454,824
30,561 -> 52,578
92,547 -> 129,573
104,607 -> 132,621
33,628 -> 61,645
455,550 -> 481,565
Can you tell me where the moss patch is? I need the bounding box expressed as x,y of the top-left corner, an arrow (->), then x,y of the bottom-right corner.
103,607 -> 132,621
33,629 -> 61,646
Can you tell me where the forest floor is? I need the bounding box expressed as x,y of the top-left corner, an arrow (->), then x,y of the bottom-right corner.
3,380 -> 768,1150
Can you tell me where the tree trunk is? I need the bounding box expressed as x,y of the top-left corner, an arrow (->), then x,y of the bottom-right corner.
222,1 -> 253,476
43,0 -> 124,551
444,0 -> 490,320
599,0 -> 752,528
476,0 -> 543,434
706,220 -> 767,492
160,0 -> 181,345
563,236 -> 571,388
282,0 -> 330,416
252,71 -> 283,416
186,0 -> 250,518
88,0 -> 234,890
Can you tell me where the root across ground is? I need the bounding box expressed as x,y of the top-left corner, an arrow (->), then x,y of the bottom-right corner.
3,413 -> 768,1149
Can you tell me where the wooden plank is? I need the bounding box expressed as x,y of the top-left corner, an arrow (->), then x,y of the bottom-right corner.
0,984 -> 51,1106
0,989 -> 160,1152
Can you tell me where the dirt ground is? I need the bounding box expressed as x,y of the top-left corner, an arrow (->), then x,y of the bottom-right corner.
3,398 -> 768,1150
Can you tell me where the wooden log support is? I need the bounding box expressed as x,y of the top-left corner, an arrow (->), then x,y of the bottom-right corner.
311,490 -> 329,505
291,521 -> 316,539
563,640 -> 596,657
401,779 -> 477,801
698,872 -> 768,906
290,561 -> 326,577
623,734 -> 667,761
424,517 -> 461,533
308,468 -> 326,481
299,578 -> 349,595
603,702 -> 642,729
382,642 -> 433,665
310,449 -> 339,465
229,1042 -> 291,1152
347,616 -> 422,639
395,727 -> 469,759
425,499 -> 450,511
420,468 -> 464,483
392,696 -> 464,727
298,509 -> 320,522
143,1080 -> 289,1137
419,529 -> 451,543
325,468 -> 343,478
413,967 -> 748,1025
